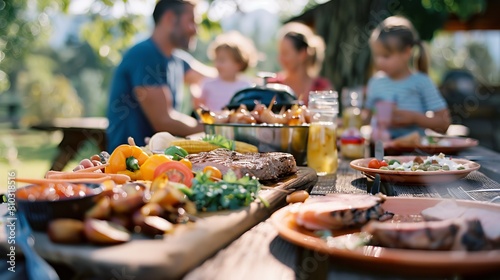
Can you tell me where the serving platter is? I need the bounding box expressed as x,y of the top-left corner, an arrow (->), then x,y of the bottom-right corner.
0,168 -> 318,279
384,136 -> 479,155
350,156 -> 480,185
271,197 -> 500,276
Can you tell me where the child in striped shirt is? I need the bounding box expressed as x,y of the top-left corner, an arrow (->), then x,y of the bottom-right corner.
364,16 -> 451,139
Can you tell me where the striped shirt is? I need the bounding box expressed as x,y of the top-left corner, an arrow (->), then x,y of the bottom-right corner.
365,71 -> 447,138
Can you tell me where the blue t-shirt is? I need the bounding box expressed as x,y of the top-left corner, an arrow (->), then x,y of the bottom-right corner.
365,72 -> 447,138
106,38 -> 190,151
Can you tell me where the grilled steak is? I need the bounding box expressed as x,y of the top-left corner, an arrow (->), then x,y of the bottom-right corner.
295,194 -> 387,230
363,218 -> 491,251
186,148 -> 297,181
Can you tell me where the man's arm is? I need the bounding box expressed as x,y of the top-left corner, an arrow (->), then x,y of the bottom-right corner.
174,49 -> 217,85
184,61 -> 217,85
135,85 -> 203,136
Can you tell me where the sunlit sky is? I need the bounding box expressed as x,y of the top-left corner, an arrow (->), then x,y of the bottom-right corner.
68,0 -> 318,19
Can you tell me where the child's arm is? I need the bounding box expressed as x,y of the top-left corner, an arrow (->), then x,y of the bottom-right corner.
361,108 -> 372,126
392,108 -> 451,134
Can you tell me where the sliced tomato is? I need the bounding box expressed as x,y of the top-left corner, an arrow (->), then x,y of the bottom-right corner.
154,161 -> 193,187
379,160 -> 388,167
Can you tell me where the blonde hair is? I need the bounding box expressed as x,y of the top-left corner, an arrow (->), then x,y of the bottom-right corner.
370,16 -> 429,73
207,31 -> 258,72
277,22 -> 326,77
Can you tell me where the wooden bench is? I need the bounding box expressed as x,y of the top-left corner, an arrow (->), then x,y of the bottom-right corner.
31,117 -> 108,171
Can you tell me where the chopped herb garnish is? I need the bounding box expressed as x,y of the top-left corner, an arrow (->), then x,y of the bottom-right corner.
188,170 -> 266,211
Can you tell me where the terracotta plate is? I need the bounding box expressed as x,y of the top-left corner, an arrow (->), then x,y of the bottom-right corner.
385,136 -> 478,155
271,197 -> 500,276
349,156 -> 480,185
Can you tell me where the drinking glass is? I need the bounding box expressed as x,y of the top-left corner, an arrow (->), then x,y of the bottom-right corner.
307,91 -> 339,175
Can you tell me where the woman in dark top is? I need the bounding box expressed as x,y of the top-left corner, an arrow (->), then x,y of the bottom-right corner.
270,22 -> 333,105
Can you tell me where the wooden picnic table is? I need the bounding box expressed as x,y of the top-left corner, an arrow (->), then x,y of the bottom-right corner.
1,145 -> 500,279
31,117 -> 108,171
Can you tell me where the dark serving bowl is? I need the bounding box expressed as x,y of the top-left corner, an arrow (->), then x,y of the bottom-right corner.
16,183 -> 104,231
204,123 -> 309,165
226,83 -> 298,112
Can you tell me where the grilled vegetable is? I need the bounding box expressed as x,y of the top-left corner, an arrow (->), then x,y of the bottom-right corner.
169,140 -> 220,154
170,139 -> 258,154
153,161 -> 193,187
164,146 -> 189,160
140,154 -> 172,181
105,144 -> 150,180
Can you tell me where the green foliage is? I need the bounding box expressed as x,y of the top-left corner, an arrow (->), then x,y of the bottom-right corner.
81,13 -> 146,66
422,0 -> 487,21
399,0 -> 488,40
198,12 -> 223,42
18,53 -> 83,126
430,34 -> 499,85
0,0 -> 51,92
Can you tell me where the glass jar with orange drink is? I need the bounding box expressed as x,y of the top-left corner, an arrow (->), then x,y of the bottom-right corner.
307,91 -> 339,175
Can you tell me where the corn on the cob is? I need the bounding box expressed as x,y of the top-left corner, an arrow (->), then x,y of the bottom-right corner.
170,140 -> 258,154
234,141 -> 258,153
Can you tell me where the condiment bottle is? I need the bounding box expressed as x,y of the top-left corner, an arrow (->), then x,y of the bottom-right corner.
307,91 -> 339,176
340,117 -> 365,159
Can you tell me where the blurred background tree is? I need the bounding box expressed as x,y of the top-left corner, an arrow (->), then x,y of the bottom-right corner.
304,0 -> 489,92
0,0 -> 496,128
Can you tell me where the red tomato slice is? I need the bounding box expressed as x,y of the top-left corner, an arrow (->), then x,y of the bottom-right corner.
379,160 -> 388,167
154,161 -> 193,187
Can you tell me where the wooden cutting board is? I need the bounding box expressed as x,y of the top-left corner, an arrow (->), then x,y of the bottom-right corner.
3,167 -> 317,279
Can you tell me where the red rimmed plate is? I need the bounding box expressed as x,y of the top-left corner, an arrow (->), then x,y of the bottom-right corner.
384,136 -> 478,155
349,156 -> 480,185
271,197 -> 500,276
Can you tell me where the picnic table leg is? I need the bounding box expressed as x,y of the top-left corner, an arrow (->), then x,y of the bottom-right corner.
49,130 -> 86,171
49,129 -> 107,171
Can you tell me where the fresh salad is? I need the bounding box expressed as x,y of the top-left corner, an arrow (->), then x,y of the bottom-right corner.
368,153 -> 467,171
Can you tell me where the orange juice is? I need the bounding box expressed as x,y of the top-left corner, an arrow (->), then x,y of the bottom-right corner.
307,122 -> 338,175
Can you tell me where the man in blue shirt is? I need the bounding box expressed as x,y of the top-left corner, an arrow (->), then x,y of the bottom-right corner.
107,0 -> 214,151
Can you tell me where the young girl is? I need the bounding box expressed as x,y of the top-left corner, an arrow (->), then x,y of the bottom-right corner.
195,31 -> 257,111
365,16 -> 451,139
270,22 -> 332,105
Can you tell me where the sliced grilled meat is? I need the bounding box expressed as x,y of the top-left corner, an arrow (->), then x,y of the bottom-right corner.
295,194 -> 387,230
422,200 -> 500,247
363,218 -> 491,251
186,148 -> 297,181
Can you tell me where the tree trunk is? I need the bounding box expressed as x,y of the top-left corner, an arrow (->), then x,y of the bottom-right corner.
313,0 -> 394,95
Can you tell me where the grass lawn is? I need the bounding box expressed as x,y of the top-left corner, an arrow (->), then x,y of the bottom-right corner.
0,125 -> 100,192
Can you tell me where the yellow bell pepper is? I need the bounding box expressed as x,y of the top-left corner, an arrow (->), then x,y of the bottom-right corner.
105,144 -> 150,180
140,154 -> 172,181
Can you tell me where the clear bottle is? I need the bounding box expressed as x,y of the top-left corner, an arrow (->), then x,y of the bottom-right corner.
307,91 -> 339,175
341,87 -> 364,130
